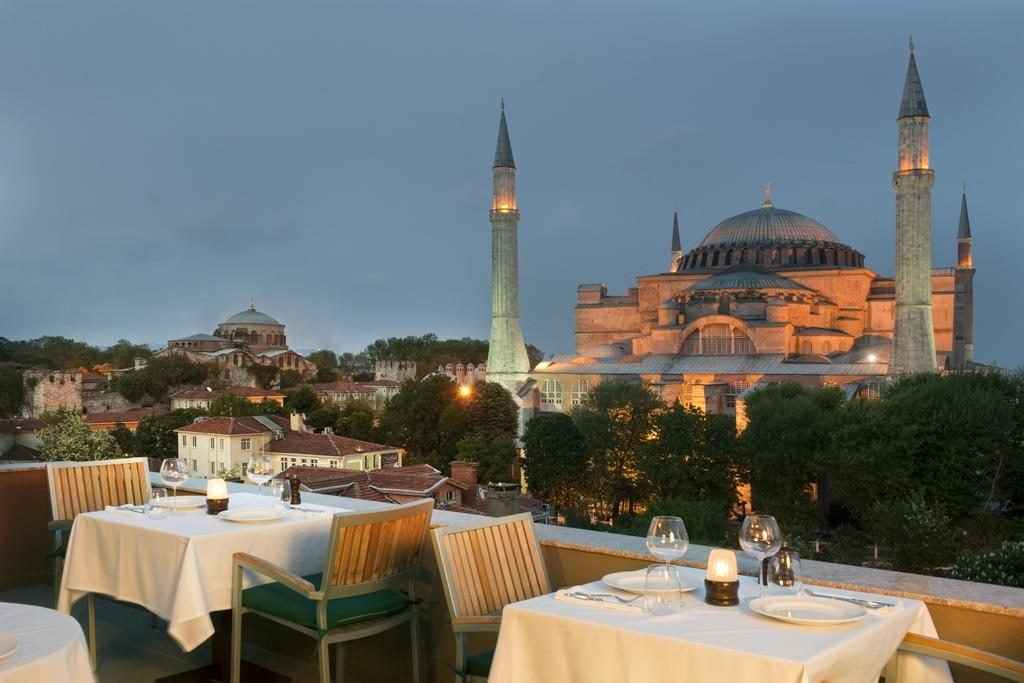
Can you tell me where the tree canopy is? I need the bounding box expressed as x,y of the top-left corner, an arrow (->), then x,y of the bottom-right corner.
38,410 -> 123,461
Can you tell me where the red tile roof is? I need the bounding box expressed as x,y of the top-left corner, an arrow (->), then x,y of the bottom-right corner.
175,416 -> 288,435
312,381 -> 378,395
268,432 -> 399,457
85,407 -> 165,426
277,464 -> 454,497
171,386 -> 286,400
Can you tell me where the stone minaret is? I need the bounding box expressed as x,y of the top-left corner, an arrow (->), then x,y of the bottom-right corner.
486,102 -> 531,391
669,211 -> 683,272
952,188 -> 975,369
891,41 -> 937,374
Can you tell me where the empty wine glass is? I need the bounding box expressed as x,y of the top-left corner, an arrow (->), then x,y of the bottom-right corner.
146,489 -> 168,519
645,516 -> 688,612
739,514 -> 782,597
247,453 -> 274,495
159,458 -> 189,504
270,478 -> 287,509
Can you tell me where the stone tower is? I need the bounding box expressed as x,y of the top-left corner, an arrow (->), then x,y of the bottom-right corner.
952,188 -> 975,369
891,41 -> 937,374
486,102 -> 531,391
669,211 -> 683,272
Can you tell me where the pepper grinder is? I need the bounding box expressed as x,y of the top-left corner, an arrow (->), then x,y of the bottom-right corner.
289,476 -> 302,506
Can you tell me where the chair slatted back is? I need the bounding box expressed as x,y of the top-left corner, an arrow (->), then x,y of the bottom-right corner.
323,498 -> 433,594
47,458 -> 152,522
432,513 -> 551,620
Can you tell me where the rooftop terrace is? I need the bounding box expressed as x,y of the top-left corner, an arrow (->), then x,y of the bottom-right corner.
1,462 -> 1022,682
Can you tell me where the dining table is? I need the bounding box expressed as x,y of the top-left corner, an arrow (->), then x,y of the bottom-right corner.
57,491 -> 342,682
487,566 -> 954,683
0,602 -> 94,683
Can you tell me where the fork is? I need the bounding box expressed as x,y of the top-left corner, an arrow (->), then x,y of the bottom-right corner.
805,588 -> 894,609
567,591 -> 641,605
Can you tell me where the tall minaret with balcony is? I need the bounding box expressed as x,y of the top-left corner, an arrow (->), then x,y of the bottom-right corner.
891,40 -> 937,374
486,102 -> 531,391
952,188 -> 975,369
669,211 -> 683,272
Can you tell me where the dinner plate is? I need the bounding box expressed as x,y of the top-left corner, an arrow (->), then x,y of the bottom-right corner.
601,569 -> 698,595
153,495 -> 207,509
748,595 -> 867,626
218,507 -> 287,523
0,633 -> 17,661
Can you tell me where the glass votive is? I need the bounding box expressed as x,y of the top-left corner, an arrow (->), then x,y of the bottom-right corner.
704,548 -> 739,606
206,478 -> 229,515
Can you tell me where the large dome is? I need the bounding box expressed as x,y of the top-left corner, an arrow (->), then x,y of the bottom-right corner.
222,306 -> 281,327
699,203 -> 840,249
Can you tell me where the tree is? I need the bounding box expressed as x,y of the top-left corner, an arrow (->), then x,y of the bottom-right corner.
278,369 -> 303,389
106,339 -> 153,369
207,394 -> 273,417
523,413 -> 589,515
307,404 -> 342,432
113,355 -> 208,402
377,376 -> 461,463
135,409 -> 206,459
573,381 -> 664,521
248,364 -> 280,390
109,424 -> 136,456
739,383 -> 844,534
284,385 -> 320,414
307,350 -> 338,370
464,382 -> 518,443
456,434 -> 518,484
315,366 -> 338,383
0,368 -> 24,418
38,410 -> 123,461
638,402 -> 739,509
335,400 -> 377,441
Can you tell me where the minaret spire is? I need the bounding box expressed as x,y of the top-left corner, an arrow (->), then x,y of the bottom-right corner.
487,102 -> 531,391
958,186 -> 972,239
891,41 -> 937,374
953,185 -> 976,368
669,211 -> 683,272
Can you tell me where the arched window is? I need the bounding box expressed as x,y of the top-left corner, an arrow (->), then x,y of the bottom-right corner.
711,251 -> 720,267
699,252 -> 708,267
571,379 -> 591,407
724,250 -> 733,266
681,324 -> 755,355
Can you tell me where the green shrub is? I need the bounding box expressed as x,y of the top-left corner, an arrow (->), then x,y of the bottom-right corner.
951,542 -> 1024,588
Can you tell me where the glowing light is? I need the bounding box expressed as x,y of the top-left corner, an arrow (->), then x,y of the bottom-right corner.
866,353 -> 878,363
458,385 -> 473,399
706,549 -> 738,582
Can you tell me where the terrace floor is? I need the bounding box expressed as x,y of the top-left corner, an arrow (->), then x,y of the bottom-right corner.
1,584 -> 340,683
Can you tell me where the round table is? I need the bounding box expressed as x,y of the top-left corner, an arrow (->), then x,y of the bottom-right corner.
0,602 -> 94,683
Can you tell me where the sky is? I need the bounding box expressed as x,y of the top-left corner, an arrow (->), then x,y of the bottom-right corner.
0,0 -> 1021,366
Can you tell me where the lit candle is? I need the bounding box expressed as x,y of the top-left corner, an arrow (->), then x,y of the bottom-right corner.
206,478 -> 228,500
706,549 -> 738,582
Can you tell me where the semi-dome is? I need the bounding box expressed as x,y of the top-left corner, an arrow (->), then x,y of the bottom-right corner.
691,268 -> 810,292
699,203 -> 840,249
222,305 -> 281,327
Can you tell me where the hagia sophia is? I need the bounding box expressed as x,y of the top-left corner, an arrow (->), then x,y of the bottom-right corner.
483,44 -> 980,419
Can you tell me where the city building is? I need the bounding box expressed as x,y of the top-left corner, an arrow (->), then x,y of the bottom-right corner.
21,368 -> 138,418
0,417 -> 44,461
312,380 -> 401,411
277,463 -> 468,506
527,46 -> 977,415
169,385 -> 286,411
84,407 -> 165,432
174,414 -> 403,478
373,360 -> 417,383
429,363 -> 487,387
158,304 -> 316,385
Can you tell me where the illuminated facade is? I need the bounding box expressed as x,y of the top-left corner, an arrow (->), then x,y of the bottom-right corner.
529,45 -> 979,415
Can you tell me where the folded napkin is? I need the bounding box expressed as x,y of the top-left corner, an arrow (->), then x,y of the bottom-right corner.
554,584 -> 645,614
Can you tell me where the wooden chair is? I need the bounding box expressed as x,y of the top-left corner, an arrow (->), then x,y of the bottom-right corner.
887,633 -> 1024,682
45,456 -> 153,671
431,513 -> 552,683
230,498 -> 434,683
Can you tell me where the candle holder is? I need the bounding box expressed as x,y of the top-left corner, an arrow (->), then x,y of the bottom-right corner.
206,497 -> 228,515
206,478 -> 229,515
704,578 -> 740,606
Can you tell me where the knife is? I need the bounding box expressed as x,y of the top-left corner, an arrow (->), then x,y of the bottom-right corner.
805,589 -> 895,609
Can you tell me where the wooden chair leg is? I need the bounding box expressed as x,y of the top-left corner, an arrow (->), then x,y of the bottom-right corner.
53,556 -> 62,609
454,632 -> 465,683
87,593 -> 97,672
883,653 -> 901,683
318,639 -> 331,683
230,566 -> 244,683
410,612 -> 421,683
334,642 -> 345,683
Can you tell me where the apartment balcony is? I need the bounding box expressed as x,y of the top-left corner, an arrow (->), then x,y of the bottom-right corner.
1,461 -> 1022,683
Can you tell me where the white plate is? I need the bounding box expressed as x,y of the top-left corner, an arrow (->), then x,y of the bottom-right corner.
218,507 -> 287,523
0,633 -> 17,661
749,595 -> 867,626
601,570 -> 698,595
153,495 -> 207,509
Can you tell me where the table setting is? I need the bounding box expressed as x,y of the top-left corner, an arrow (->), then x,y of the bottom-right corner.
0,602 -> 94,683
488,513 -> 954,683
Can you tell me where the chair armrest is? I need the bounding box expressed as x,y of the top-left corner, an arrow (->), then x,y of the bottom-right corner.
233,553 -> 319,599
453,615 -> 502,632
48,520 -> 74,532
900,633 -> 1024,682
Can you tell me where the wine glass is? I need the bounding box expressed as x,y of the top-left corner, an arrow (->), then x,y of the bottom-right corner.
247,453 -> 274,495
270,478 -> 287,509
769,547 -> 802,596
146,489 -> 168,519
645,516 -> 688,612
739,514 -> 782,597
159,458 -> 189,504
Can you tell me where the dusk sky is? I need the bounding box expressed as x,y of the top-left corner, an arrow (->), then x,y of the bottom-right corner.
0,1 -> 1021,366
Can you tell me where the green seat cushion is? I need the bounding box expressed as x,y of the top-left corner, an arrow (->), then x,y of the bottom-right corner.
465,649 -> 494,677
242,572 -> 410,634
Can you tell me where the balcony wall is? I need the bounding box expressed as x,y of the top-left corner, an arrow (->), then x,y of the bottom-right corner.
1,463 -> 1022,683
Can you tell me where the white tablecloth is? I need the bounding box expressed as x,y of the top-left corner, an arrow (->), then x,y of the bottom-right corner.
58,493 -> 341,651
489,568 -> 953,683
0,602 -> 94,683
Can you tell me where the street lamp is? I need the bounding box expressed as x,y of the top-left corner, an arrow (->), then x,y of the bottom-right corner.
458,384 -> 473,399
